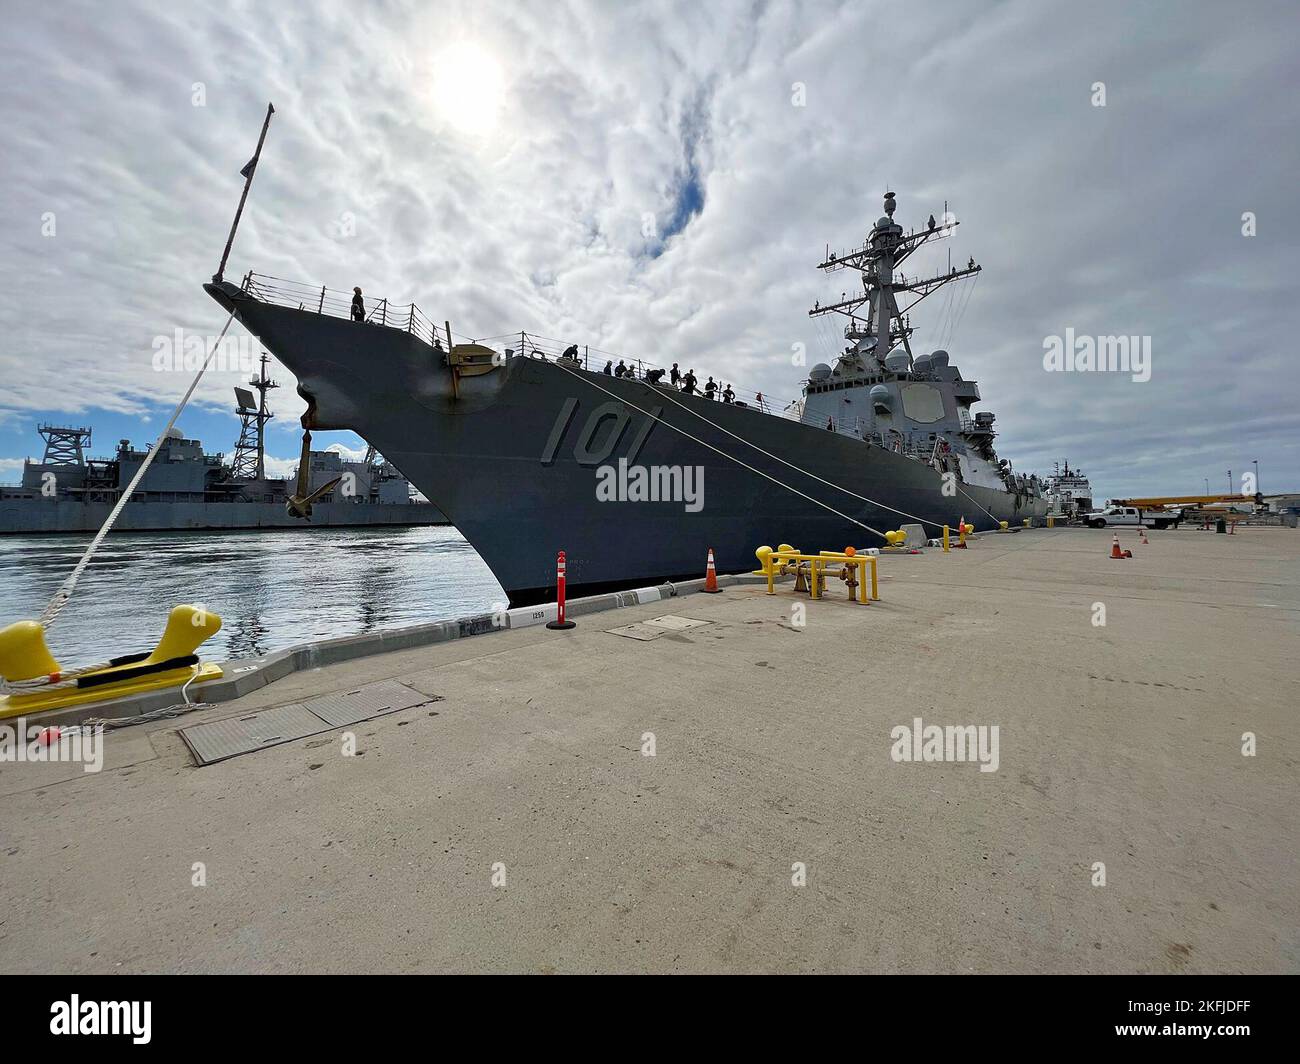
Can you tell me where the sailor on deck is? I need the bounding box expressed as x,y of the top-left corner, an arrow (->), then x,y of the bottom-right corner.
351,287 -> 365,322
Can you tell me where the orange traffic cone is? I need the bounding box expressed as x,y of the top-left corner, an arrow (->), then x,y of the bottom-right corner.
1110,534 -> 1123,559
702,548 -> 722,593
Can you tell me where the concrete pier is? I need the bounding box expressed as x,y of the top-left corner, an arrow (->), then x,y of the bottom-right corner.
1,527 -> 1296,973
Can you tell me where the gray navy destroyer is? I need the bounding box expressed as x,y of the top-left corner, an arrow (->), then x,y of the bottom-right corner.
205,191 -> 1047,604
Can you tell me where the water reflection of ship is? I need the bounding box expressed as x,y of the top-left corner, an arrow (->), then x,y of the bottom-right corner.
0,354 -> 448,534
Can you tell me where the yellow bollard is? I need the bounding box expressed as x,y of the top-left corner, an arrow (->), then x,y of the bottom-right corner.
1047,516 -> 1055,528
151,604 -> 222,664
943,525 -> 950,552
0,620 -> 62,684
1,604 -> 224,718
756,545 -> 774,592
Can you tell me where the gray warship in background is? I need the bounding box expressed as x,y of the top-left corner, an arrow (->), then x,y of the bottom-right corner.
0,355 -> 446,533
1042,461 -> 1094,520
206,192 -> 1047,605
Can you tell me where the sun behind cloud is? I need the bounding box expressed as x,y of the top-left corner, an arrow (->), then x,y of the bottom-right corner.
429,41 -> 506,136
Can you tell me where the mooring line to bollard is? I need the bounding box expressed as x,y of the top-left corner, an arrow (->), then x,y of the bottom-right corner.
38,312 -> 237,630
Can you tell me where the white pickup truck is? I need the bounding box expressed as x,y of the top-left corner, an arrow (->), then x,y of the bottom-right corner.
1083,505 -> 1183,530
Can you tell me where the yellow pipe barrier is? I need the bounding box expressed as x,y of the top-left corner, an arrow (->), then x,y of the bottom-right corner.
755,546 -> 877,604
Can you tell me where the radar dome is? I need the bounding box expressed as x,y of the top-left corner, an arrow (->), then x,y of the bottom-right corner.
884,351 -> 910,373
869,385 -> 892,409
912,353 -> 933,376
164,426 -> 184,439
876,216 -> 893,229
809,363 -> 832,381
930,349 -> 950,368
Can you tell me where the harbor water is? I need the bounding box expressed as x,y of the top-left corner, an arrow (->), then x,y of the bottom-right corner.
0,526 -> 506,665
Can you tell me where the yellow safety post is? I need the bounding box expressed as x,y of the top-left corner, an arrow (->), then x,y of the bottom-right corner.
999,520 -> 1009,532
943,525 -> 950,552
1047,516 -> 1055,528
1023,518 -> 1031,528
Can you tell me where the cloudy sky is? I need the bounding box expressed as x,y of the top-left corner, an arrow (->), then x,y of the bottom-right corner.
1,0 -> 1296,498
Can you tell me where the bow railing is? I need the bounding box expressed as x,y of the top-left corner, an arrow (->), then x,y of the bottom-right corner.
241,272 -> 449,346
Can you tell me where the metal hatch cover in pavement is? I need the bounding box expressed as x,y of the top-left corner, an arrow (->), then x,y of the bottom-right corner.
179,680 -> 435,766
606,615 -> 713,640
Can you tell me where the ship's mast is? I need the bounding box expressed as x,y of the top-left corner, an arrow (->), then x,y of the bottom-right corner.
231,353 -> 278,480
38,424 -> 92,467
809,191 -> 981,365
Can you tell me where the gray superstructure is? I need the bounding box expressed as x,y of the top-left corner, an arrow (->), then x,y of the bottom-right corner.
1042,461 -> 1094,519
206,191 -> 1046,604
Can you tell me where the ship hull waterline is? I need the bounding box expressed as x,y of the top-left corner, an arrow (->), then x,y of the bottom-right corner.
206,283 -> 1046,606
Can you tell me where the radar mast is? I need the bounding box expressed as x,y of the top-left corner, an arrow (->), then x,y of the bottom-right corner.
809,192 -> 981,366
231,352 -> 278,480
